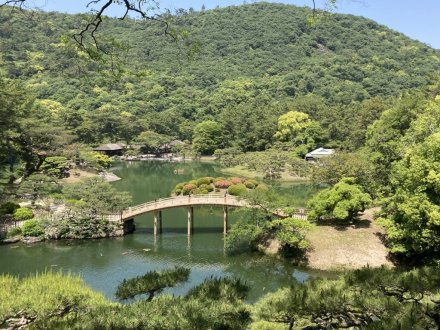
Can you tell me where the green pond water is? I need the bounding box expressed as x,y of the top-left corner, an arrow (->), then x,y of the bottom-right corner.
0,161 -> 324,302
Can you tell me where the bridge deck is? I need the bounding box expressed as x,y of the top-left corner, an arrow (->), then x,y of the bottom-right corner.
106,194 -> 308,222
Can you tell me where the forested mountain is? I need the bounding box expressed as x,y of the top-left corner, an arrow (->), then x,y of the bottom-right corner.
1,2 -> 439,150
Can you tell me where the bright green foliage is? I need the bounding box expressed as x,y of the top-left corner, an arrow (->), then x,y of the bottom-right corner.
274,111 -> 313,141
365,93 -> 430,186
13,207 -> 34,221
80,151 -> 112,170
115,267 -> 190,301
0,272 -> 111,329
227,183 -> 247,196
192,120 -> 223,155
0,202 -> 20,216
39,156 -> 69,178
274,111 -> 322,157
62,177 -> 131,216
195,177 -> 212,186
378,132 -> 440,260
21,219 -> 44,237
308,177 -> 371,222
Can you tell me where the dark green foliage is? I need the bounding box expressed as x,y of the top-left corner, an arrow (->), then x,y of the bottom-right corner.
44,216 -> 116,240
17,174 -> 60,204
115,267 -> 190,301
0,202 -> 20,216
62,177 -> 132,216
254,266 -> 440,329
39,156 -> 69,178
186,277 -> 249,303
0,3 -> 438,161
6,226 -> 22,238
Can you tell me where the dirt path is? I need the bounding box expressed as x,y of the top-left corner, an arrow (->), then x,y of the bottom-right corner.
305,208 -> 392,270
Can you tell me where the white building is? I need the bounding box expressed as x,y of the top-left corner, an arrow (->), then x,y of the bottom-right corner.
305,147 -> 335,161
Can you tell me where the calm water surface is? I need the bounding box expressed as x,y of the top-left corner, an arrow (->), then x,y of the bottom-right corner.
0,161 -> 324,302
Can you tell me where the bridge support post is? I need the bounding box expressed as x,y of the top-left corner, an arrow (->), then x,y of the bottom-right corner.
158,210 -> 162,234
223,206 -> 228,235
153,211 -> 158,236
187,207 -> 194,236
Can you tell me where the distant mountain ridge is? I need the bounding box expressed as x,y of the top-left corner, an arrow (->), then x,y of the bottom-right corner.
0,2 -> 439,149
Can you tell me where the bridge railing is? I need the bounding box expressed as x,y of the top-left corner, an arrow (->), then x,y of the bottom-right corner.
126,194 -> 240,213
105,194 -> 308,222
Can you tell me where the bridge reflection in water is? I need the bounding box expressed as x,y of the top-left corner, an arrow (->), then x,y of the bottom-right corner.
107,194 -> 308,236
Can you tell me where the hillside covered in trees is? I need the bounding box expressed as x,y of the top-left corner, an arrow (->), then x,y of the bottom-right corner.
1,2 -> 439,152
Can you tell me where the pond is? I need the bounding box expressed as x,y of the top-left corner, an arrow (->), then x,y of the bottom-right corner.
0,160 -> 325,302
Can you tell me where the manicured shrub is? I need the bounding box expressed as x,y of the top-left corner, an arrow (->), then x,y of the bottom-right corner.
174,183 -> 185,191
189,180 -> 197,185
255,183 -> 269,191
182,183 -> 197,195
200,189 -> 209,194
230,177 -> 243,184
213,177 -> 226,182
246,179 -> 259,187
13,208 -> 34,221
196,177 -> 211,186
192,188 -> 202,195
174,189 -> 182,196
22,219 -> 44,237
7,226 -> 22,238
215,188 -> 220,192
206,185 -> 214,192
244,181 -> 256,189
228,184 -> 247,196
0,202 -> 20,215
214,180 -> 233,188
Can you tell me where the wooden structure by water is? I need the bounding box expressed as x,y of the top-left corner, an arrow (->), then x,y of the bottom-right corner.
107,194 -> 308,236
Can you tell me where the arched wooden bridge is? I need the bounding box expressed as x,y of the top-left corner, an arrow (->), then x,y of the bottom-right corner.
106,194 -> 308,236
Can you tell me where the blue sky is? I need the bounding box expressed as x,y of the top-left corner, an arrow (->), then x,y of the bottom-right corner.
33,0 -> 440,49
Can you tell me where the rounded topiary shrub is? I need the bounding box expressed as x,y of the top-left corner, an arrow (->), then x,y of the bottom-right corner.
175,183 -> 185,191
196,177 -> 212,186
244,181 -> 256,189
255,183 -> 269,191
174,189 -> 182,196
192,188 -> 202,195
182,183 -> 197,195
246,179 -> 259,187
13,207 -> 34,221
213,177 -> 226,182
230,177 -> 243,185
0,202 -> 20,215
214,180 -> 233,189
206,185 -> 214,192
189,180 -> 197,185
200,189 -> 209,194
227,183 -> 247,196
22,219 -> 44,237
